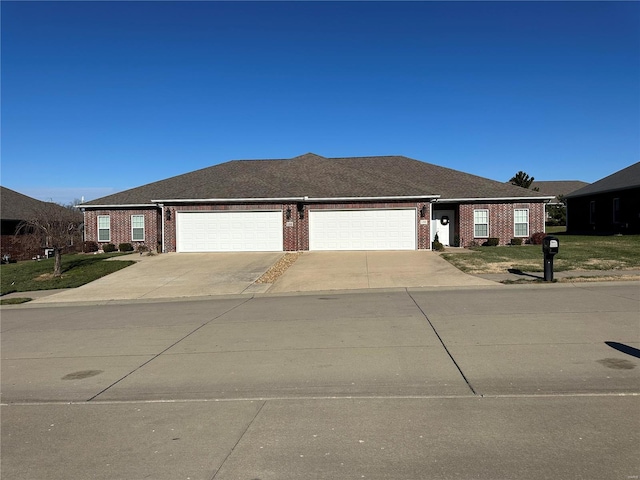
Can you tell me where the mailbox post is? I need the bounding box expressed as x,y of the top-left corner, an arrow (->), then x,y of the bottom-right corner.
542,236 -> 559,282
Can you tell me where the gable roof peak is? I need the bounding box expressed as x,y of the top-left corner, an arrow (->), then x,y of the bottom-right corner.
291,153 -> 327,161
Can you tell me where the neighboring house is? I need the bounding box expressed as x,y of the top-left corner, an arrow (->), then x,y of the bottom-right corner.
1,186 -> 81,260
565,162 -> 640,234
530,181 -> 590,205
530,180 -> 590,223
81,153 -> 554,252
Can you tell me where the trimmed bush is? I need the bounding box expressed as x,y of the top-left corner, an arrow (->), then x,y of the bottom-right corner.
482,238 -> 499,247
529,232 -> 546,245
432,233 -> 445,251
102,243 -> 117,253
83,241 -> 99,253
510,238 -> 523,246
119,243 -> 134,252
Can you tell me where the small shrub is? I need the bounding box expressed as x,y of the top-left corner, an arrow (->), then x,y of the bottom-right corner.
453,233 -> 461,248
83,241 -> 99,253
119,243 -> 134,252
510,238 -> 523,246
102,243 -> 117,253
482,238 -> 499,247
529,232 -> 546,245
137,244 -> 149,252
432,233 -> 445,251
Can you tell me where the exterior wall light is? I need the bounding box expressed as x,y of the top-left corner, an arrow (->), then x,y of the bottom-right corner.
297,203 -> 305,220
166,208 -> 171,221
420,205 -> 427,218
285,208 -> 292,220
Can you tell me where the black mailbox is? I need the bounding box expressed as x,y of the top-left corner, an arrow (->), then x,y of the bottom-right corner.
542,236 -> 559,281
542,236 -> 559,255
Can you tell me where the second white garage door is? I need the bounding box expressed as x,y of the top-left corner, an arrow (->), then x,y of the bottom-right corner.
309,209 -> 416,250
177,211 -> 283,252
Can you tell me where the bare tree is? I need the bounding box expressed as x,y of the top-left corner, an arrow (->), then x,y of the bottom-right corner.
16,202 -> 83,277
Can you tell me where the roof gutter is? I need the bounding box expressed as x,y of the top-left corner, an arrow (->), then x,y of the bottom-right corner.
152,195 -> 441,203
151,197 -> 306,203
565,186 -> 638,199
79,203 -> 158,209
435,196 -> 555,202
303,195 -> 440,202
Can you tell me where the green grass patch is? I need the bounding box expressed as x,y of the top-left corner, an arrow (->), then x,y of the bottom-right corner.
1,253 -> 135,295
442,234 -> 640,274
545,225 -> 567,234
0,297 -> 33,305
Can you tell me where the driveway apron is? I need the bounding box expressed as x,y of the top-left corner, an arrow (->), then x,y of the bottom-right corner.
267,251 -> 497,293
31,252 -> 283,303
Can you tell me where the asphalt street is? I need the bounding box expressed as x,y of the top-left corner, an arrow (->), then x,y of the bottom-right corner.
2,282 -> 639,479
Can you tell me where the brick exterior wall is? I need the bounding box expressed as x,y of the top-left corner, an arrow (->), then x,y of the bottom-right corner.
1,234 -> 43,261
84,208 -> 161,252
84,200 -> 547,252
458,202 -> 546,247
566,187 -> 640,234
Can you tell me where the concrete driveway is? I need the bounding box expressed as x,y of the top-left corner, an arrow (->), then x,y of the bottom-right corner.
32,252 -> 283,304
267,251 -> 497,293
29,250 -> 497,304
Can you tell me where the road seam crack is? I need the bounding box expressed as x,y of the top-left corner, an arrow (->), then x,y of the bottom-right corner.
85,296 -> 256,402
406,289 -> 479,396
210,400 -> 266,480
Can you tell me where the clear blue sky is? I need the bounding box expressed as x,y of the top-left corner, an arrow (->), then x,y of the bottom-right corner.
2,1 -> 639,204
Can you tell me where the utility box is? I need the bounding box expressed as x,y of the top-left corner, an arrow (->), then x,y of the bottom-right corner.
542,236 -> 559,281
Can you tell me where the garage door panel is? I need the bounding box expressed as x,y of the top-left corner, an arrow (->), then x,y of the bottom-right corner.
177,211 -> 283,252
309,209 -> 416,251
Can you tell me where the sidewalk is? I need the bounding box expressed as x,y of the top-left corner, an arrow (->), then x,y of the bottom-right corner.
475,268 -> 640,283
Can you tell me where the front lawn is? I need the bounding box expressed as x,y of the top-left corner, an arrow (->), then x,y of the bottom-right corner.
1,253 -> 135,295
441,234 -> 640,274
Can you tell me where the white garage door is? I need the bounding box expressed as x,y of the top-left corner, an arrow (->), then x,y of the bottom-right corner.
177,211 -> 283,252
309,209 -> 416,251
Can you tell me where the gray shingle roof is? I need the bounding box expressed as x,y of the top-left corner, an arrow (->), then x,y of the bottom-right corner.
565,162 -> 640,198
83,153 -> 552,206
530,181 -> 589,197
1,186 -> 56,221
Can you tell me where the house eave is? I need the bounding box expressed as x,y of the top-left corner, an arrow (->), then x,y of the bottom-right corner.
152,195 -> 440,204
565,185 -> 639,199
80,203 -> 158,209
303,195 -> 440,202
152,197 -> 306,204
436,196 -> 555,203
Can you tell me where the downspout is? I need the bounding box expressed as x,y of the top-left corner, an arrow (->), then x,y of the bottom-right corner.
429,200 -> 436,251
158,204 -> 165,253
80,208 -> 86,245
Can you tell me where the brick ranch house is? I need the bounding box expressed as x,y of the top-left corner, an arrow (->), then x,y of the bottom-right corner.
1,186 -> 83,261
565,161 -> 640,235
81,153 -> 554,252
